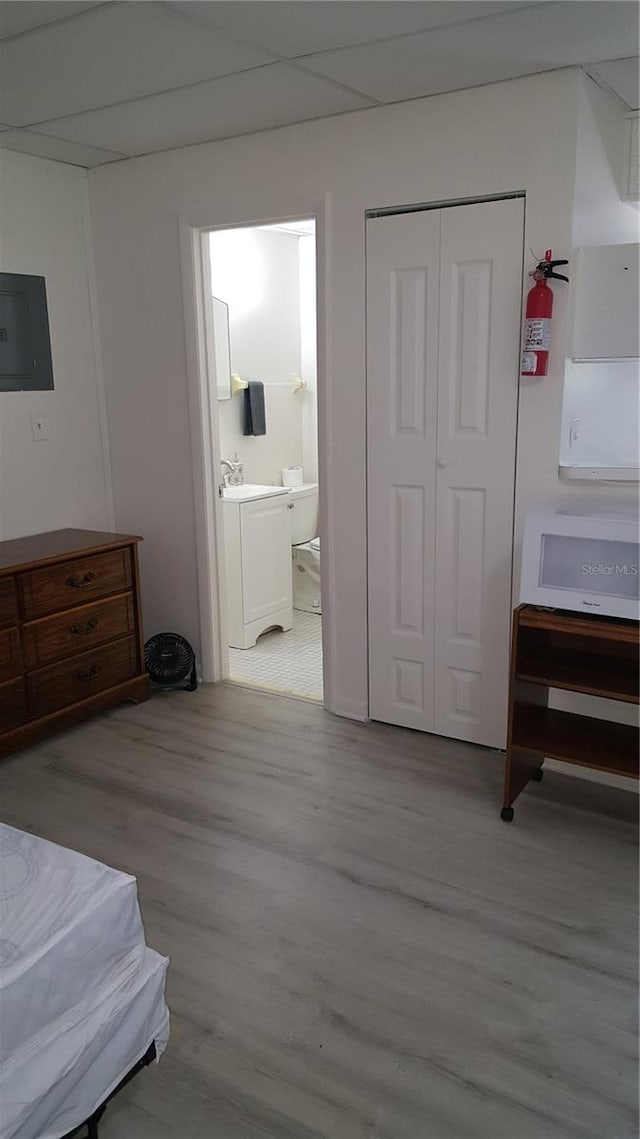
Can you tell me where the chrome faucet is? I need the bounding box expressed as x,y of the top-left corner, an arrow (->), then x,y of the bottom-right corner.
221,455 -> 244,486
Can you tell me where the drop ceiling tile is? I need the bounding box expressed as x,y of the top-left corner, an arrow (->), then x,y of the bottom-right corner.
301,1 -> 640,103
171,1 -> 529,58
0,1 -> 103,40
0,1 -> 275,126
589,57 -> 639,110
35,63 -> 374,156
0,129 -> 123,167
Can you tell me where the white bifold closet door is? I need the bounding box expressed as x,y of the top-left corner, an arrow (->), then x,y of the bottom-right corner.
367,197 -> 524,748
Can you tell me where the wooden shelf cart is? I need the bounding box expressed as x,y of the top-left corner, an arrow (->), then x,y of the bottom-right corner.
502,605 -> 639,821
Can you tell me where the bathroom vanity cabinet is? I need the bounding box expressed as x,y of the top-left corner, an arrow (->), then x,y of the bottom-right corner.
223,487 -> 293,649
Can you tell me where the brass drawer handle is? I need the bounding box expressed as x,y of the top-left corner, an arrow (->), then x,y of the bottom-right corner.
72,663 -> 101,681
69,617 -> 99,637
66,571 -> 96,589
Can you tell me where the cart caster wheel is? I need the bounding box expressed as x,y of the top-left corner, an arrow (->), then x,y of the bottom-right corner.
531,766 -> 544,783
500,806 -> 514,822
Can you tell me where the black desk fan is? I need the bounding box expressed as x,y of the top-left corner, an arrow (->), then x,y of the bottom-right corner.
144,633 -> 197,692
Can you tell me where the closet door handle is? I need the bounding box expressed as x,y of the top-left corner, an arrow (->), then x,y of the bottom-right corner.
437,457 -> 449,469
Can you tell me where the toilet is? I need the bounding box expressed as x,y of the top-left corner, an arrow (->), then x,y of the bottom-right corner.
288,483 -> 321,614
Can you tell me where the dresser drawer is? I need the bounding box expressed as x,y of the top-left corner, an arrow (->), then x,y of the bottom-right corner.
0,678 -> 27,732
20,549 -> 133,619
23,592 -> 135,669
0,627 -> 22,682
0,578 -> 18,628
28,636 -> 140,719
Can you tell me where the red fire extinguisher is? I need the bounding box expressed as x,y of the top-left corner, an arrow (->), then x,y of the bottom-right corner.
521,249 -> 569,377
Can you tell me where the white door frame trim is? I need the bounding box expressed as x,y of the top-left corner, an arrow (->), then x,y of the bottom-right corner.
178,194 -> 331,704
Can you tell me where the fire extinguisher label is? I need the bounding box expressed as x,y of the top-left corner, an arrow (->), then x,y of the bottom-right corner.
521,351 -> 537,374
524,317 -> 551,350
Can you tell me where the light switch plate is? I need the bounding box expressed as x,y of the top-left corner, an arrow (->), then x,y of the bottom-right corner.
30,413 -> 48,441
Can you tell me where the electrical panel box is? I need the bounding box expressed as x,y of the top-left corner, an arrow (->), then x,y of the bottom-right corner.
0,273 -> 54,392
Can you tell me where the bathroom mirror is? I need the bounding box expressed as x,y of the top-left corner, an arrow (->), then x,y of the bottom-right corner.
212,295 -> 232,400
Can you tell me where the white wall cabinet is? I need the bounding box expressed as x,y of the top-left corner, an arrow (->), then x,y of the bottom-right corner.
223,491 -> 292,649
367,197 -> 524,749
573,244 -> 639,360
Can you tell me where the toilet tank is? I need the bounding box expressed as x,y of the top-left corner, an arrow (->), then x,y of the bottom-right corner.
288,483 -> 319,544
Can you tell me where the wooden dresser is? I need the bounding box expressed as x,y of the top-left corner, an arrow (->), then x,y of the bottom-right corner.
0,530 -> 151,759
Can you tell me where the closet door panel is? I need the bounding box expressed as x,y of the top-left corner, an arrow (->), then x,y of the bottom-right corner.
366,211 -> 439,731
434,198 -> 524,747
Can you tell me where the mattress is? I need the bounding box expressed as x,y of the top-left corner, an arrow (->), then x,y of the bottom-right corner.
1,945 -> 169,1139
0,823 -> 146,1065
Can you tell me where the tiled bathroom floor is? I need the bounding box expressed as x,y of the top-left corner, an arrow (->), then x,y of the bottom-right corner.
228,610 -> 323,701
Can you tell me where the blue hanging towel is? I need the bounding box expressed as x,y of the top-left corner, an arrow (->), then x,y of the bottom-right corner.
243,380 -> 267,436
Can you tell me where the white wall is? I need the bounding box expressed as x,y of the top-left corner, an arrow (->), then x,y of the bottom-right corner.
557,76 -> 640,478
572,76 -> 639,249
211,227 -> 304,486
89,68 -> 584,718
548,77 -> 640,781
0,149 -> 112,540
510,77 -> 639,585
299,233 -> 318,483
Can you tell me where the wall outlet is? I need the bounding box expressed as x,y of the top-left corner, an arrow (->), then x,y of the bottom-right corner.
30,413 -> 48,441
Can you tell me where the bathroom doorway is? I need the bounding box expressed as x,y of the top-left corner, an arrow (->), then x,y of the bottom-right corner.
207,220 -> 323,701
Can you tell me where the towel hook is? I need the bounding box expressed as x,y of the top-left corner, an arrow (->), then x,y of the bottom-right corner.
231,373 -> 248,396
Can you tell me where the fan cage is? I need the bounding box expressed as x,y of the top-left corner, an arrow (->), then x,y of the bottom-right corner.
144,633 -> 196,688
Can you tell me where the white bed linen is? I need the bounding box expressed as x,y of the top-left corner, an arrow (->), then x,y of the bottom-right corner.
0,824 -> 146,1064
1,946 -> 169,1139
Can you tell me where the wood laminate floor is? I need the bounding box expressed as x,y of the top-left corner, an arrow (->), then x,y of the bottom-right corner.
0,684 -> 637,1139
